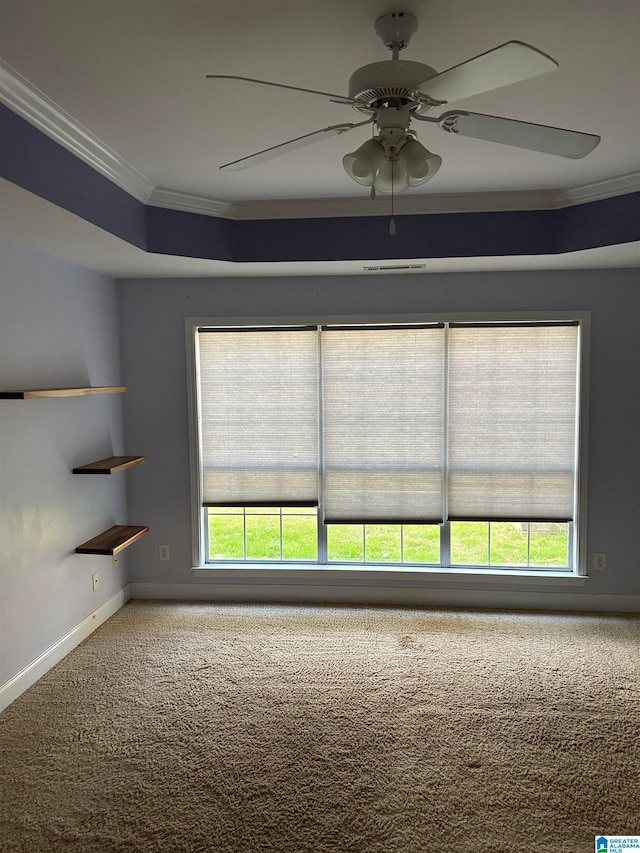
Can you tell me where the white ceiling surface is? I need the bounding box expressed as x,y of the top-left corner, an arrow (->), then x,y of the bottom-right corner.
1,0 -> 639,278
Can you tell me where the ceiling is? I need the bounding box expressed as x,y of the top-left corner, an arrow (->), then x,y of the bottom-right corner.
0,0 -> 639,277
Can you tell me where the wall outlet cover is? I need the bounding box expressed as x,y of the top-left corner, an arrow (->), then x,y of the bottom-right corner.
594,552 -> 607,570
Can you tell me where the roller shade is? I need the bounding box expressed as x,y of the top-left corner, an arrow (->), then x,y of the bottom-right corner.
321,325 -> 445,523
447,324 -> 579,520
198,328 -> 319,506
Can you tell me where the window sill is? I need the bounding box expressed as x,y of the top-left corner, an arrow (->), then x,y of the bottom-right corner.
191,564 -> 587,587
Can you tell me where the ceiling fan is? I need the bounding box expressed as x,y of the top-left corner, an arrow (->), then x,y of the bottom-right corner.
206,11 -> 600,195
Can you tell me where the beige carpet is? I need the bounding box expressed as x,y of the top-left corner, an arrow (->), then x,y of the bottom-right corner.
1,601 -> 639,853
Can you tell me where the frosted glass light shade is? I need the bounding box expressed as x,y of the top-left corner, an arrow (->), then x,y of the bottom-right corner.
342,139 -> 386,186
397,139 -> 442,186
372,159 -> 410,194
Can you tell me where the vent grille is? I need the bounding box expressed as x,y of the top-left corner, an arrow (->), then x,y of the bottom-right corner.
363,264 -> 426,272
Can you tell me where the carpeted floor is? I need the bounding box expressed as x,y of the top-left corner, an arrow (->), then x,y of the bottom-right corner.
1,601 -> 639,852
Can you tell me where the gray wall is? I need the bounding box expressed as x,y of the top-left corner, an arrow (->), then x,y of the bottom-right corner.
0,238 -> 129,685
3,250 -> 636,689
118,267 -> 640,607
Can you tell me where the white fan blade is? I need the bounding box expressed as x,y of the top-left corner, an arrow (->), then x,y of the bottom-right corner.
220,122 -> 367,171
439,110 -> 601,158
206,74 -> 354,104
416,41 -> 558,104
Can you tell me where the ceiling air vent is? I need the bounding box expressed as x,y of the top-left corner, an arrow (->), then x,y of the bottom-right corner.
363,263 -> 426,272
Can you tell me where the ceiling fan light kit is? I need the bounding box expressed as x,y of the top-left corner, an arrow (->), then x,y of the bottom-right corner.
343,136 -> 441,192
208,10 -> 600,198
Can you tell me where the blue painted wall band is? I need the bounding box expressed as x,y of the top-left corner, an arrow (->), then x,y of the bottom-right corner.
0,104 -> 147,250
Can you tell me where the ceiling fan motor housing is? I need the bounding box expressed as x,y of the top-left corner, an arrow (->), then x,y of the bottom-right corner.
348,60 -> 437,111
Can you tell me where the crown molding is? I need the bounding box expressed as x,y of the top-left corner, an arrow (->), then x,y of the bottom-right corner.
148,176 -> 640,222
557,172 -> 640,207
225,190 -> 560,220
151,187 -> 567,220
0,60 -> 154,203
147,188 -> 231,218
2,60 -> 638,222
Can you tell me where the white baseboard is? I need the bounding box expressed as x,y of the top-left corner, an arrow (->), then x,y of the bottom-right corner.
0,585 -> 130,712
129,582 -> 640,613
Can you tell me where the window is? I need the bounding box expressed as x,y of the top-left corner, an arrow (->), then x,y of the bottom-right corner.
191,318 -> 584,574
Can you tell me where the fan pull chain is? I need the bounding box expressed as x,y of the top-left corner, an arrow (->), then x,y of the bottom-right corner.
370,124 -> 377,202
389,159 -> 396,235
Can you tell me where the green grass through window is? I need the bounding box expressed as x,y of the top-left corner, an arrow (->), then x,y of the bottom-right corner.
208,509 -> 569,568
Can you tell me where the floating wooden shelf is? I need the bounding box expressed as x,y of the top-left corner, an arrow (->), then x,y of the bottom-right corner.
76,525 -> 149,556
73,455 -> 147,475
0,386 -> 126,399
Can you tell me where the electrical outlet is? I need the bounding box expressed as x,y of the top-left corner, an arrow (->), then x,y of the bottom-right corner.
594,552 -> 607,570
159,544 -> 171,561
92,571 -> 99,591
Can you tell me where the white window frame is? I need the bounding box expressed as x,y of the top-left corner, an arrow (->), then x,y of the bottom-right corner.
186,311 -> 590,583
